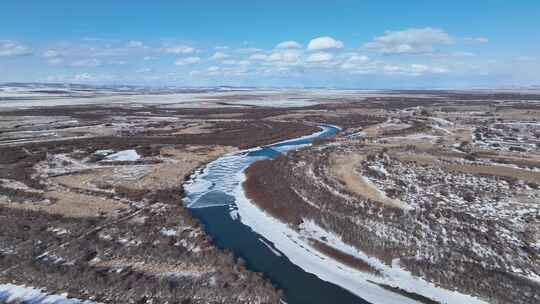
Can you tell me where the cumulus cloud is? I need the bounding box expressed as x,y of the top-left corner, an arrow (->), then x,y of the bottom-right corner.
0,41 -> 32,57
340,54 -> 370,70
275,41 -> 302,49
363,27 -> 453,54
306,52 -> 334,62
307,36 -> 344,50
267,50 -> 302,63
211,52 -> 229,60
174,56 -> 201,65
162,45 -> 196,54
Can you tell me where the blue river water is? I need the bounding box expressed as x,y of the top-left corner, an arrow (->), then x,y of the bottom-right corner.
183,126 -> 371,304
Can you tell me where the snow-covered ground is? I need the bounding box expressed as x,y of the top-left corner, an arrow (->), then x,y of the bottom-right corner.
0,284 -> 99,304
0,83 -> 448,109
183,125 -> 489,304
104,149 -> 141,162
232,172 -> 489,304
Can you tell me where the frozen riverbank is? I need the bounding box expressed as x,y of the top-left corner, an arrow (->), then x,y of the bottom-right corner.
184,125 -> 490,304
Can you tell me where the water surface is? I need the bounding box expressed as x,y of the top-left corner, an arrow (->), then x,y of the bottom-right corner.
184,126 -> 370,304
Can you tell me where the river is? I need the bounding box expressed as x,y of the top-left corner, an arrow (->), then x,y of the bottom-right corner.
183,125 -> 371,304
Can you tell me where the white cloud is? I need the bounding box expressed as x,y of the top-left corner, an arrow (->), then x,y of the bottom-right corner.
73,73 -> 97,82
275,41 -> 302,49
207,66 -> 220,72
143,56 -> 155,61
47,58 -> 64,65
211,52 -> 229,60
267,50 -> 302,63
306,52 -> 334,62
42,50 -> 63,65
174,57 -> 201,65
340,54 -> 370,70
222,59 -> 250,66
256,66 -> 292,76
429,51 -> 476,58
127,40 -> 145,48
162,45 -> 197,54
42,50 -> 60,58
71,58 -> 101,67
363,27 -> 453,54
249,53 -> 269,61
0,41 -> 32,57
237,47 -> 264,54
348,54 -> 370,62
215,46 -> 229,50
464,37 -> 489,43
307,36 -> 344,50
91,47 -> 131,57
382,63 -> 448,75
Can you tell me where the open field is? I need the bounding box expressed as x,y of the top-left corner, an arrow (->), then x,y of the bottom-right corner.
242,89 -> 540,304
1,85 -> 540,304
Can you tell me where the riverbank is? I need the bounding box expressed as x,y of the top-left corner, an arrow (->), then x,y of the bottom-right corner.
241,99 -> 540,304
0,104 -> 321,304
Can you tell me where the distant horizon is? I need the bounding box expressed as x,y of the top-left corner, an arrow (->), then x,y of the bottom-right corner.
2,81 -> 540,92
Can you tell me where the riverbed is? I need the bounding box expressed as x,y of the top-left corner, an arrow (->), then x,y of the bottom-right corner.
182,126 -> 375,304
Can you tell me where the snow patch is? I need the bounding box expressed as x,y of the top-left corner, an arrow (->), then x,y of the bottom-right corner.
160,228 -> 178,237
0,284 -> 99,304
104,149 -> 140,162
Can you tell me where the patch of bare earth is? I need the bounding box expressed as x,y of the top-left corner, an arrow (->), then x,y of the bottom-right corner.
329,153 -> 408,209
1,191 -> 125,218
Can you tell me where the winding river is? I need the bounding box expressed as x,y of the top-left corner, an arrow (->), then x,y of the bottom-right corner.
183,125 -> 371,304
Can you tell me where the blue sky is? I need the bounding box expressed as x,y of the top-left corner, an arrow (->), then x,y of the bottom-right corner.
1,1 -> 539,88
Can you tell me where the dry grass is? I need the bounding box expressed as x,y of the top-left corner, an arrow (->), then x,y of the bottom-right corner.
395,153 -> 438,165
173,122 -> 215,135
330,153 -> 408,209
396,151 -> 540,184
362,125 -> 383,138
1,190 -> 125,218
446,163 -> 540,184
91,258 -> 215,277
53,145 -> 237,192
475,151 -> 540,168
